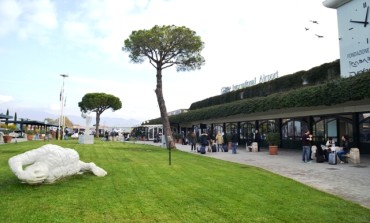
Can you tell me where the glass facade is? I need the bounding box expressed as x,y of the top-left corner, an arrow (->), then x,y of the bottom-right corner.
172,112 -> 370,153
360,113 -> 370,142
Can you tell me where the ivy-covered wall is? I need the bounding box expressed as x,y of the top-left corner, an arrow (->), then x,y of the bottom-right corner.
189,59 -> 340,110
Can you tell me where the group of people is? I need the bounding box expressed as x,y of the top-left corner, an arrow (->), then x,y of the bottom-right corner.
187,131 -> 224,153
187,130 -> 233,153
302,130 -> 350,164
186,129 -> 262,155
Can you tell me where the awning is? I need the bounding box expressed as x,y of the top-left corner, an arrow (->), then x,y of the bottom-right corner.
0,114 -> 13,120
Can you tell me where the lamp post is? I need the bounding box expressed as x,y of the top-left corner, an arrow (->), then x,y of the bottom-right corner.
44,120 -> 48,141
58,74 -> 69,140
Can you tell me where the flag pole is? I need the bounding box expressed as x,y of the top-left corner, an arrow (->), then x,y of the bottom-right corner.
58,74 -> 69,140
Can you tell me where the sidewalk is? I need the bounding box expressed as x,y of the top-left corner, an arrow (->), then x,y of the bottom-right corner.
138,141 -> 370,209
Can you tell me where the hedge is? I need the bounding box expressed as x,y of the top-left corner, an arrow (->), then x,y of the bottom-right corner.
189,60 -> 340,110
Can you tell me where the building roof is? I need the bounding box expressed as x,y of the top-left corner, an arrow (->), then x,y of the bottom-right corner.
0,114 -> 13,120
6,119 -> 58,127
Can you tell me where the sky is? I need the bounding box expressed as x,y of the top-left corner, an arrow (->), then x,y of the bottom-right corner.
0,0 -> 340,126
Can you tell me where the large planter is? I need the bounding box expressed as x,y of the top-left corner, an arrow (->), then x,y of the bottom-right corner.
27,134 -> 34,141
3,135 -> 13,143
269,145 -> 278,155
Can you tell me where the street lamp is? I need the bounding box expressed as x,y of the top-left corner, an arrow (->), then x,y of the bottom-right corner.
44,119 -> 48,141
58,74 -> 69,140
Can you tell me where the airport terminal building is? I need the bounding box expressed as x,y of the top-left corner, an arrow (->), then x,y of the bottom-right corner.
144,0 -> 370,154
142,59 -> 370,154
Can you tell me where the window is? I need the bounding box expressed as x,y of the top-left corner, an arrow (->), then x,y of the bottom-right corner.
359,113 -> 370,142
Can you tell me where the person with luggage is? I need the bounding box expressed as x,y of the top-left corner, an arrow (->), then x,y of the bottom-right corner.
302,130 -> 312,163
337,135 -> 350,163
199,131 -> 209,154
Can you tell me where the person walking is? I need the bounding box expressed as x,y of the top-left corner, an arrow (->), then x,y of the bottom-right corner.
302,130 -> 312,163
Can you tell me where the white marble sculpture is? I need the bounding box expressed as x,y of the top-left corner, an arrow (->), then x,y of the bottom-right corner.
79,111 -> 94,144
8,144 -> 107,185
81,111 -> 92,135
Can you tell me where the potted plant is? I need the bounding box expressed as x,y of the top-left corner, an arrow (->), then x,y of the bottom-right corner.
39,129 -> 46,139
266,132 -> 281,155
2,130 -> 13,143
26,129 -> 35,141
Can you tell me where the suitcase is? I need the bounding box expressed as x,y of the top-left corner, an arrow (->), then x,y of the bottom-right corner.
316,154 -> 325,163
211,144 -> 217,152
316,147 -> 325,163
200,146 -> 206,154
223,144 -> 228,152
328,152 -> 337,165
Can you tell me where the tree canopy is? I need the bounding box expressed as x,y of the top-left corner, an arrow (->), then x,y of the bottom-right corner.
78,93 -> 122,137
122,25 -> 205,148
123,25 -> 205,71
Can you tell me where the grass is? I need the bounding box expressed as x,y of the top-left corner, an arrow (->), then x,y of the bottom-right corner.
1,140 -> 370,223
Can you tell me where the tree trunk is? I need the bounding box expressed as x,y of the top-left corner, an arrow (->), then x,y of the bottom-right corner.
95,113 -> 101,138
154,68 -> 174,148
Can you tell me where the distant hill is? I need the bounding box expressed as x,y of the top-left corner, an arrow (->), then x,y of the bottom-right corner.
8,108 -> 140,127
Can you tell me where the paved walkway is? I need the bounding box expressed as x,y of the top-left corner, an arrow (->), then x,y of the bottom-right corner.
137,141 -> 370,209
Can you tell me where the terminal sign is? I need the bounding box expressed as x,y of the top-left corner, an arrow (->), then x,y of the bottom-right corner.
221,71 -> 278,94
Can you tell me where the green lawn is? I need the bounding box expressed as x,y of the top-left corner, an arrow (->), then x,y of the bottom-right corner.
1,140 -> 369,223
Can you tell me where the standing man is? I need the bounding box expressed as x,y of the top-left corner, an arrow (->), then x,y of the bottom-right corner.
302,130 -> 312,163
254,129 -> 261,152
231,131 -> 238,154
188,131 -> 197,152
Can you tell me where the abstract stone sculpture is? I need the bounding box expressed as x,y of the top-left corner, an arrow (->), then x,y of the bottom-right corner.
8,144 -> 107,184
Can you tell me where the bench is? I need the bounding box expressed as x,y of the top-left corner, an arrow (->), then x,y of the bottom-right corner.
336,148 -> 360,164
349,148 -> 360,164
247,142 -> 258,152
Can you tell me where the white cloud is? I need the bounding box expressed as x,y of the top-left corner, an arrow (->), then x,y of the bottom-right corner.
0,0 -> 22,36
0,0 -> 57,42
0,95 -> 14,104
49,102 -> 60,113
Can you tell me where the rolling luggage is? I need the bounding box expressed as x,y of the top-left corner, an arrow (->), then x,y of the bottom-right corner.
328,151 -> 337,165
200,146 -> 206,154
211,144 -> 217,152
223,144 -> 228,152
316,147 -> 325,163
316,154 -> 325,163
